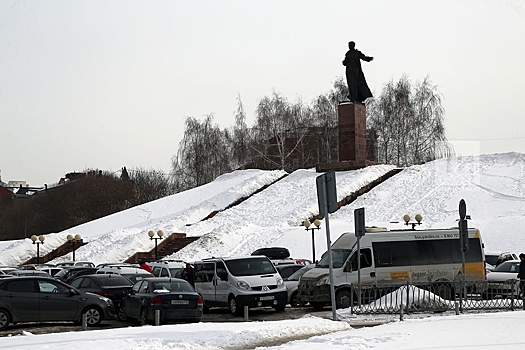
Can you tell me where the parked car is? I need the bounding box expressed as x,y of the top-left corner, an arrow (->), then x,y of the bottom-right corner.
0,276 -> 115,331
96,266 -> 153,284
38,267 -> 63,276
55,266 -> 99,284
70,274 -> 133,309
484,260 -> 522,298
8,270 -> 50,277
55,261 -> 95,268
283,265 -> 315,307
485,252 -> 518,268
295,259 -> 313,266
118,277 -> 203,325
275,264 -> 304,279
149,260 -> 186,279
0,267 -> 17,275
96,262 -> 139,268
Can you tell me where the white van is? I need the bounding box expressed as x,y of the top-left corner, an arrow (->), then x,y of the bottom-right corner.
298,227 -> 486,309
193,256 -> 288,316
148,260 -> 186,278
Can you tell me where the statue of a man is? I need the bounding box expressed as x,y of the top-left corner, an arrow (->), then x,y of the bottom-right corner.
342,41 -> 373,103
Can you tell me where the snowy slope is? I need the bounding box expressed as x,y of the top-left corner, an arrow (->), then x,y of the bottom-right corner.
1,153 -> 524,267
0,169 -> 286,266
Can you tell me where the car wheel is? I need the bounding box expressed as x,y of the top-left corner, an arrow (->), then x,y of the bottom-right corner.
117,303 -> 128,322
0,309 -> 11,331
290,292 -> 303,307
335,290 -> 352,309
83,306 -> 103,326
139,308 -> 148,326
228,296 -> 241,316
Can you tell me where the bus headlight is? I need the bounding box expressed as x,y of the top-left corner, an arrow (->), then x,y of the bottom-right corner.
315,275 -> 330,286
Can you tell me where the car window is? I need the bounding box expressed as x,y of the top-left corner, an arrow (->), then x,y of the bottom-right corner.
225,258 -> 276,276
99,276 -> 132,286
132,281 -> 143,293
160,268 -> 169,277
152,267 -> 161,277
139,281 -> 150,293
70,278 -> 83,288
169,268 -> 184,278
5,280 -> 37,293
494,261 -> 519,272
195,263 -> 215,282
127,274 -> 151,284
80,278 -> 93,288
38,280 -> 70,294
287,267 -> 311,281
152,281 -> 194,292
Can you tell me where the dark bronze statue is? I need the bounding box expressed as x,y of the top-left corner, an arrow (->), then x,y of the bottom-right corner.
342,41 -> 373,103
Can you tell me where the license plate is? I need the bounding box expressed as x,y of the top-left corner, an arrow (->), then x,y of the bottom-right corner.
171,300 -> 189,305
259,296 -> 275,301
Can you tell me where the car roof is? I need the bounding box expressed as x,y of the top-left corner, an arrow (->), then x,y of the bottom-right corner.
142,277 -> 188,283
276,264 -> 303,268
148,261 -> 185,267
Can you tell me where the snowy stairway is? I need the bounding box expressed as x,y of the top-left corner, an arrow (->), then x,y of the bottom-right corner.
124,232 -> 199,263
305,167 -> 404,222
23,239 -> 88,265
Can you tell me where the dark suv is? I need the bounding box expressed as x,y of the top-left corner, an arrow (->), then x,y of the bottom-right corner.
0,276 -> 115,331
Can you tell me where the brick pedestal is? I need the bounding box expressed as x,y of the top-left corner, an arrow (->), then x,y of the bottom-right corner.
338,102 -> 367,162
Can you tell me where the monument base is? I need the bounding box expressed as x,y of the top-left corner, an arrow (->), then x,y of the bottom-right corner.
338,102 -> 367,162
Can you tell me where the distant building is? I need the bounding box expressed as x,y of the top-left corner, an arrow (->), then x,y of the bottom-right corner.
7,180 -> 27,188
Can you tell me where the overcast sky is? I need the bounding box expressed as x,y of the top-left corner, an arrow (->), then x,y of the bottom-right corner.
1,0 -> 524,186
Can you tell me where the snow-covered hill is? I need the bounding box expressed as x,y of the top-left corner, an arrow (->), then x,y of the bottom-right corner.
1,153 -> 524,267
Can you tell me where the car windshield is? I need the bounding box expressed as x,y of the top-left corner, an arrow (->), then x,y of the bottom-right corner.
126,274 -> 152,283
151,280 -> 194,292
317,249 -> 352,268
286,266 -> 311,281
169,268 -> 184,278
225,258 -> 276,276
494,261 -> 521,273
100,276 -> 133,286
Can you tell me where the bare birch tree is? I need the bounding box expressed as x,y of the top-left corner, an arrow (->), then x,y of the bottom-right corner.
367,75 -> 452,166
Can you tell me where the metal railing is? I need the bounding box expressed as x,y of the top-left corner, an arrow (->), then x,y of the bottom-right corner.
348,280 -> 524,314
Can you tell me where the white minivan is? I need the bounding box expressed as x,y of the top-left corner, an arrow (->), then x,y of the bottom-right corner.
193,256 -> 288,316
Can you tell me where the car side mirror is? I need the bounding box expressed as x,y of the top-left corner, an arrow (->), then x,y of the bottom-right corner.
68,288 -> 79,296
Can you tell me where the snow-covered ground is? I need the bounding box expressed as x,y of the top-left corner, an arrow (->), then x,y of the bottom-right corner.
2,153 -> 525,348
2,311 -> 525,349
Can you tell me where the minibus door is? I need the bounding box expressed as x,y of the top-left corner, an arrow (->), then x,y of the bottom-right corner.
346,248 -> 376,284
214,261 -> 230,305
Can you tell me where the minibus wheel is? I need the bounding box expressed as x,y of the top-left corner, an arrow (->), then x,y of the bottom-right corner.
228,296 -> 242,316
335,290 -> 352,309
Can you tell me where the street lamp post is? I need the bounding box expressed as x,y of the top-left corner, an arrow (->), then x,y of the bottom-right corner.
67,234 -> 82,261
148,230 -> 164,260
30,235 -> 45,265
303,219 -> 321,262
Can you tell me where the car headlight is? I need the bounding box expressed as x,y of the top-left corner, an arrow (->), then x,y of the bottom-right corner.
315,274 -> 330,286
237,281 -> 251,290
97,295 -> 113,306
276,277 -> 283,286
